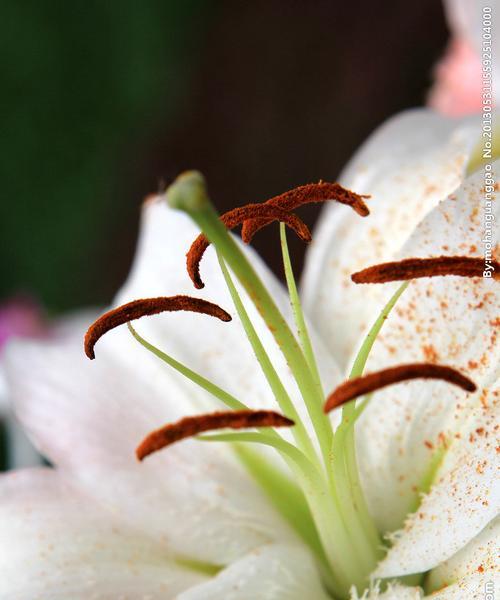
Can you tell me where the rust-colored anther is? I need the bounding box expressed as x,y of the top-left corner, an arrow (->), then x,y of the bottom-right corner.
241,181 -> 370,243
84,296 -> 231,359
351,256 -> 500,284
187,203 -> 311,289
324,363 -> 477,413
136,409 -> 294,460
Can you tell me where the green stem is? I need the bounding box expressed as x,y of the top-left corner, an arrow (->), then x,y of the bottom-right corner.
201,431 -> 362,597
347,282 -> 409,381
331,283 -> 411,572
330,428 -> 380,572
167,173 -> 332,468
233,443 -> 325,563
128,323 -> 246,410
280,223 -> 324,396
217,252 -> 317,461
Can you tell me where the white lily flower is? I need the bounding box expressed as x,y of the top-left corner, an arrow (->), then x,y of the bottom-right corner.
1,109 -> 498,599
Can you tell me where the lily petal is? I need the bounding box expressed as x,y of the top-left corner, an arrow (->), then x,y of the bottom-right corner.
177,543 -> 331,600
374,393 -> 499,578
0,468 -> 206,599
356,159 -> 499,536
4,324 -> 295,566
358,162 -> 499,574
350,584 -> 423,599
425,575 -> 499,600
301,109 -> 480,369
426,516 -> 499,592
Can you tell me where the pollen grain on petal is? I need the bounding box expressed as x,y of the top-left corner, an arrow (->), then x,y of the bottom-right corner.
241,181 -> 370,243
186,203 -> 311,289
324,363 -> 477,412
84,296 -> 231,359
136,409 -> 294,460
351,256 -> 500,284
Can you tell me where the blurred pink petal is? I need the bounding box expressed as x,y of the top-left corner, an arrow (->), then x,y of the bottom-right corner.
0,296 -> 47,468
429,0 -> 498,116
428,37 -> 483,116
0,297 -> 46,351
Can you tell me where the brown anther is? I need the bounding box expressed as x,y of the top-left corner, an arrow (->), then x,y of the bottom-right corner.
241,181 -> 370,243
84,296 -> 231,359
324,363 -> 477,413
351,256 -> 500,284
187,204 -> 311,289
136,409 -> 294,460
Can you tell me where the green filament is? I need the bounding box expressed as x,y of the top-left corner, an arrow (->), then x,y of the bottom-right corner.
127,322 -> 246,411
280,223 -> 324,395
217,251 -> 317,460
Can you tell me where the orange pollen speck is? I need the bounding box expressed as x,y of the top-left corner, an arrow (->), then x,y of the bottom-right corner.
351,256 -> 500,284
324,363 -> 477,413
136,409 -> 294,460
84,296 -> 231,359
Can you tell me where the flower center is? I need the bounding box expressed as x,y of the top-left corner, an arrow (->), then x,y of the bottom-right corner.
84,171 -> 481,600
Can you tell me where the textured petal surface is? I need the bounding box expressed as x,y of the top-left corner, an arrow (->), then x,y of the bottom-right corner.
357,162 -> 499,574
4,323 -> 295,566
351,584 -> 423,600
177,543 -> 331,600
0,468 -> 206,599
426,516 -> 499,592
427,575 -> 499,600
302,109 -> 480,369
375,394 -> 499,578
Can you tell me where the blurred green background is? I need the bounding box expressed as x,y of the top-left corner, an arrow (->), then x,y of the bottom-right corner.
0,0 -> 449,315
1,0 -> 209,311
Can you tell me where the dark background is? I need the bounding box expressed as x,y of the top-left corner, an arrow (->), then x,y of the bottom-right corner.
0,0 -> 448,314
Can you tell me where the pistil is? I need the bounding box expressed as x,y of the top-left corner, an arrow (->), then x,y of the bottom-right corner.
166,171 -> 372,596
167,171 -> 332,464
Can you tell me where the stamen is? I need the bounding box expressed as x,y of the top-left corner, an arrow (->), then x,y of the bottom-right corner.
85,296 -> 231,359
136,409 -> 295,460
187,203 -> 311,289
241,181 -> 370,243
324,363 -> 477,413
351,256 -> 500,284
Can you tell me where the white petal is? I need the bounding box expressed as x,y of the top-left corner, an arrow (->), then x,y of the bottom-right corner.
425,574 -> 499,600
177,543 -> 331,600
351,583 -> 423,600
374,391 -> 499,578
356,161 -> 499,537
4,327 -> 295,566
302,109 -> 480,369
1,354 -> 42,468
427,516 -> 499,592
0,468 -> 205,599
